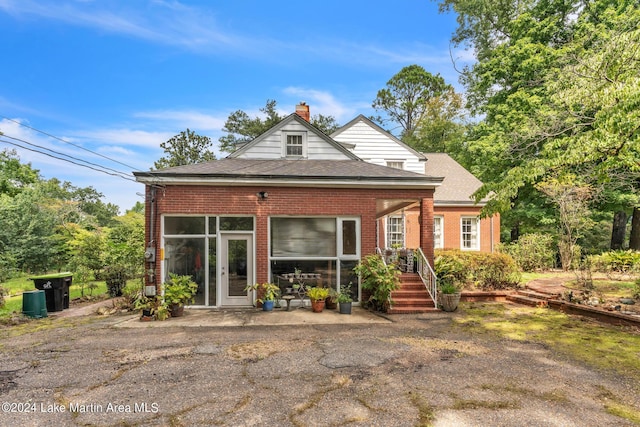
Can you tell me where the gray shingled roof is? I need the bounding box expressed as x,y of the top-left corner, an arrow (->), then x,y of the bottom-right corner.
135,158 -> 443,184
423,153 -> 486,204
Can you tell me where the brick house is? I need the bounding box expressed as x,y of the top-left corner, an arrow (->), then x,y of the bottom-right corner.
134,109 -> 441,308
331,115 -> 500,253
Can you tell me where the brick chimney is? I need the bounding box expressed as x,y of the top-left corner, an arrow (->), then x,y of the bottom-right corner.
295,102 -> 310,122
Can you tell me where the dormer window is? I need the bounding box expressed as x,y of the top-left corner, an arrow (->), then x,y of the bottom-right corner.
386,160 -> 404,170
282,131 -> 307,158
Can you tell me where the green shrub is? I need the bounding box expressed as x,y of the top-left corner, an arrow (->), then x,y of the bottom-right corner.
499,233 -> 556,271
435,250 -> 521,291
434,252 -> 467,288
589,250 -> 640,278
354,254 -> 401,312
103,265 -> 127,297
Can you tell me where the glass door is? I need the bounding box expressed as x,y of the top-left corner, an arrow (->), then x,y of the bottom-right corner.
220,234 -> 253,306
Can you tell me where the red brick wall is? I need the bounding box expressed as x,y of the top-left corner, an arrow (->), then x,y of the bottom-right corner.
435,206 -> 500,252
144,185 -> 435,287
402,206 -> 500,253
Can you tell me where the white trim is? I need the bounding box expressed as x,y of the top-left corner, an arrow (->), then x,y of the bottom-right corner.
161,214 -> 256,308
338,217 -> 361,258
136,175 -> 441,190
386,215 -> 404,247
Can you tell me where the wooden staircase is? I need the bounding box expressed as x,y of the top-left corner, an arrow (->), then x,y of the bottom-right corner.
388,273 -> 438,314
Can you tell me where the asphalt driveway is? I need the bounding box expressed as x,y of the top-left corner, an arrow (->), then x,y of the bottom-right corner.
1,306 -> 639,426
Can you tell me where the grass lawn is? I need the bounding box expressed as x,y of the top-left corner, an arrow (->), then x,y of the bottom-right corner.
456,302 -> 640,382
520,270 -> 639,300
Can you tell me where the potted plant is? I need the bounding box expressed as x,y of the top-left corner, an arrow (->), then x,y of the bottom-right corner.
337,283 -> 353,314
245,282 -> 280,311
354,254 -> 401,312
307,287 -> 330,312
325,288 -> 338,310
133,292 -> 154,321
439,282 -> 462,312
163,273 -> 198,317
133,293 -> 169,321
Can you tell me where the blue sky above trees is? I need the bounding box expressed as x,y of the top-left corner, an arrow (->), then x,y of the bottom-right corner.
0,0 -> 469,211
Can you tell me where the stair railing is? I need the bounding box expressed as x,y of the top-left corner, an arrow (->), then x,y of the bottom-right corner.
415,248 -> 437,308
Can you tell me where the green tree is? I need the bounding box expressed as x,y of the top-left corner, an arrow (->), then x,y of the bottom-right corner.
0,183 -> 62,272
439,0 -> 640,249
218,99 -> 340,153
0,149 -> 40,196
153,129 -> 216,169
104,210 -> 145,281
70,186 -> 120,227
412,86 -> 466,154
372,65 -> 453,143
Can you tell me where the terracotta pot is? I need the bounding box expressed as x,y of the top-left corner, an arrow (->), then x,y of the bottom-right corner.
170,304 -> 184,317
310,299 -> 325,313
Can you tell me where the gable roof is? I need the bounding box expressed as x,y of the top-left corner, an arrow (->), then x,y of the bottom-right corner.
423,153 -> 486,206
331,114 -> 426,161
228,113 -> 359,160
134,158 -> 443,190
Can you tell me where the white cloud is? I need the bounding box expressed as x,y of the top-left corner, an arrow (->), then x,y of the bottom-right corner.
0,0 -> 251,53
133,110 -> 226,133
281,88 -> 358,122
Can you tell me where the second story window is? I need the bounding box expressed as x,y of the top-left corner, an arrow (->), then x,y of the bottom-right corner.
285,133 -> 304,157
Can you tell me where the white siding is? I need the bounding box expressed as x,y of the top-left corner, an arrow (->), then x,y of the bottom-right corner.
333,121 -> 424,173
235,121 -> 352,160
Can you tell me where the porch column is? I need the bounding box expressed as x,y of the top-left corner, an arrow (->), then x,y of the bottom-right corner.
420,197 -> 434,266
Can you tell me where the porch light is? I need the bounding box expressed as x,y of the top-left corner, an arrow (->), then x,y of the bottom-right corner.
257,191 -> 268,200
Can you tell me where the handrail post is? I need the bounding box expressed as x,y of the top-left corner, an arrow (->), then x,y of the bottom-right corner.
416,248 -> 437,308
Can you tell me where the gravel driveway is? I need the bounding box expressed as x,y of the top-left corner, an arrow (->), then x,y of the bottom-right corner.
1,307 -> 639,426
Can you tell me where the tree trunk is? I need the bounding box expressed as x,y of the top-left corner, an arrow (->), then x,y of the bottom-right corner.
610,211 -> 628,250
630,207 -> 640,250
510,223 -> 520,242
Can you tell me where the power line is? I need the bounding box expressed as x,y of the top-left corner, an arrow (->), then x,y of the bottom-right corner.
0,138 -> 139,183
0,115 -> 141,172
1,133 -> 134,181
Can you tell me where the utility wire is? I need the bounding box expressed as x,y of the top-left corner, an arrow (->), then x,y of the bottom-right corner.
0,115 -> 141,172
0,138 -> 139,183
2,133 -> 134,180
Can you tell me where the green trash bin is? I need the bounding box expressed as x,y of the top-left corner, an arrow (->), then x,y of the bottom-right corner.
22,290 -> 48,318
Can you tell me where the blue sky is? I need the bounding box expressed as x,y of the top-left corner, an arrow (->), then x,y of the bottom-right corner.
0,0 -> 470,211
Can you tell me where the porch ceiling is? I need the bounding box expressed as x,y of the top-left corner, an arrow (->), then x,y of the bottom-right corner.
376,199 -> 420,219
